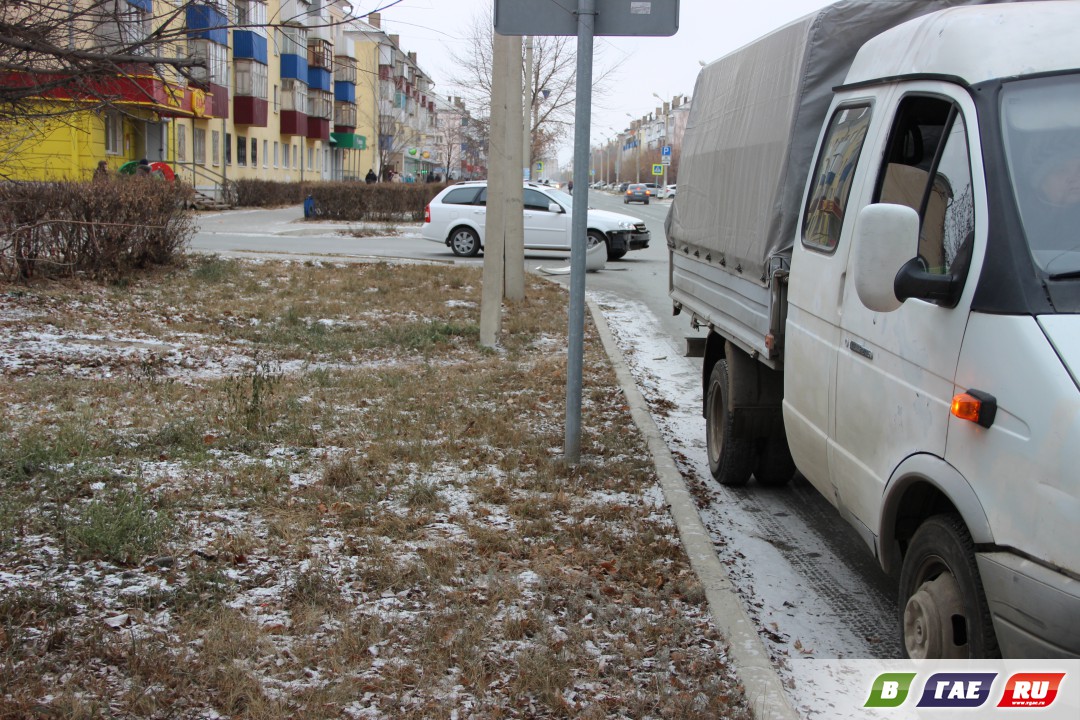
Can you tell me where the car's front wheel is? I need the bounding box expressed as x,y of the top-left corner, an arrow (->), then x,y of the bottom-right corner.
448,226 -> 481,257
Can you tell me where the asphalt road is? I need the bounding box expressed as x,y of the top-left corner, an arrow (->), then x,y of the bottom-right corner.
191,193 -> 902,660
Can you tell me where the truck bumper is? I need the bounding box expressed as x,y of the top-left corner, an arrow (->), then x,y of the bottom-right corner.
977,551 -> 1080,657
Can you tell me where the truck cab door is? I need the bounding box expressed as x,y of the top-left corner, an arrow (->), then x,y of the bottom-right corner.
785,103 -> 876,502
832,89 -> 981,540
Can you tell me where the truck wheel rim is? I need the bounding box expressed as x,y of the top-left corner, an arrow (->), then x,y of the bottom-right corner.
903,571 -> 967,659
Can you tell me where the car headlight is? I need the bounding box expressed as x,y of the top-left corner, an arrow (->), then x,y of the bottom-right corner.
618,220 -> 635,230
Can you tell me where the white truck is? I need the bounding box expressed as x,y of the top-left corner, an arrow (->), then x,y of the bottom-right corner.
668,0 -> 1080,659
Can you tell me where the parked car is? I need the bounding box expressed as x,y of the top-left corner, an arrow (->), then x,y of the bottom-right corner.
422,181 -> 650,260
662,184 -> 677,198
618,182 -> 630,193
624,183 -> 651,204
642,182 -> 662,196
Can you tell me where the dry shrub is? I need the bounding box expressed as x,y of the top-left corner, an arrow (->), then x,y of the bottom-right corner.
0,178 -> 194,281
233,178 -> 447,222
234,178 -> 311,207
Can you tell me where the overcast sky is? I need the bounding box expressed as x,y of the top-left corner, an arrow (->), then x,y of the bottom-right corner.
352,0 -> 834,161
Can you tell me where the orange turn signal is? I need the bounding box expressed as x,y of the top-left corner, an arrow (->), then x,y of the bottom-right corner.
951,389 -> 997,429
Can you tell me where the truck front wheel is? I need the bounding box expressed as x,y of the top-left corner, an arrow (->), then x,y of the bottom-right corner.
898,514 -> 999,659
706,360 -> 754,486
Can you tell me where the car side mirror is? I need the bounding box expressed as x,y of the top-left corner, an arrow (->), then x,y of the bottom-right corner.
852,204 -> 918,313
548,203 -> 564,214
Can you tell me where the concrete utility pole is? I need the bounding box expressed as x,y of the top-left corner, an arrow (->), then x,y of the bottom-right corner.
523,36 -> 533,177
480,33 -> 511,347
481,33 -> 526,346
505,35 -> 525,301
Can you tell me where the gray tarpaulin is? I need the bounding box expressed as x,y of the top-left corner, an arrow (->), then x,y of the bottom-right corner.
666,0 -> 1005,288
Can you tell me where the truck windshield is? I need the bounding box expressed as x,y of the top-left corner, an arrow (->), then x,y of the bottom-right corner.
1001,73 -> 1080,278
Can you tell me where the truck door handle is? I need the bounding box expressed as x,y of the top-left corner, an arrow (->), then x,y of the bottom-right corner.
848,340 -> 874,360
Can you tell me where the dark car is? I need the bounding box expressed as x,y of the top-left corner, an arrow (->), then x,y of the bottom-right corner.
618,182 -> 630,193
624,183 -> 651,205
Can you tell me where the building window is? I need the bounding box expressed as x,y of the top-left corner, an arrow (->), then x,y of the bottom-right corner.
273,141 -> 279,167
262,139 -> 268,168
278,24 -> 308,57
234,59 -> 268,99
308,39 -> 332,71
225,132 -> 232,164
293,144 -> 298,169
177,124 -> 187,162
188,39 -> 229,88
237,135 -> 246,166
194,127 -> 206,165
307,89 -> 332,120
273,84 -> 279,113
280,79 -> 308,113
282,143 -> 289,169
211,130 -> 220,166
308,146 -> 314,171
251,137 -> 258,167
236,1 -> 267,32
104,111 -> 123,155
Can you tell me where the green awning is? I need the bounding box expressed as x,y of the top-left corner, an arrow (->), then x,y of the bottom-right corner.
330,132 -> 366,150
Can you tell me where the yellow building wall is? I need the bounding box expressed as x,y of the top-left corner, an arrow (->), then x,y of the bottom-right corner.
4,0 -> 379,185
0,104 -> 145,181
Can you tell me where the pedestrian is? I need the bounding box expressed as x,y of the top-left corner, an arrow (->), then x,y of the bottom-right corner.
365,168 -> 377,184
136,158 -> 151,177
568,180 -> 574,191
93,160 -> 109,182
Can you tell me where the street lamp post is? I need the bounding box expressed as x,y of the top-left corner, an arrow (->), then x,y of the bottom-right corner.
625,112 -> 640,183
652,92 -> 669,193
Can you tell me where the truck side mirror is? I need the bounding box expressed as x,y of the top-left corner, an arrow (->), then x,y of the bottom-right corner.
852,204 -> 919,313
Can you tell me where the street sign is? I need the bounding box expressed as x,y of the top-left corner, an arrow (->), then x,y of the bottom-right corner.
661,145 -> 671,156
536,161 -> 544,173
661,155 -> 671,165
652,163 -> 664,176
495,0 -> 679,37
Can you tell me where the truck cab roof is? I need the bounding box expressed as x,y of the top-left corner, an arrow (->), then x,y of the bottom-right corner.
845,1 -> 1080,87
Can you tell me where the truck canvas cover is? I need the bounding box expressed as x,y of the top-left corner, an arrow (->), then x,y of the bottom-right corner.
667,0 -> 1003,288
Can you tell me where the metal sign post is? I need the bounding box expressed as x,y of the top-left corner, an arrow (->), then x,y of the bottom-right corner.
495,0 -> 679,464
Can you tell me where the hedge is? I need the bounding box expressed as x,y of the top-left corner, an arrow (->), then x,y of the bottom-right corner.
0,178 -> 195,281
234,179 -> 448,222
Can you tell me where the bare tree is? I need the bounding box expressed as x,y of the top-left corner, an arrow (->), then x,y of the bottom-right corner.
447,7 -> 617,171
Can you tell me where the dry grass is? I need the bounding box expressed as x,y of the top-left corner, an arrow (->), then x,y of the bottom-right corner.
0,257 -> 750,719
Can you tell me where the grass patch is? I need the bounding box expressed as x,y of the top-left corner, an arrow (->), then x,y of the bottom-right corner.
68,488 -> 173,565
0,259 -> 752,720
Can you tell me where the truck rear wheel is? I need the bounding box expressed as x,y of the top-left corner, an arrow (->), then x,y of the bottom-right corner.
706,360 -> 754,486
898,514 -> 999,659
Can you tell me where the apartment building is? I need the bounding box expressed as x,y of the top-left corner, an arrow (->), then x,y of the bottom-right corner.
0,1 -> 437,198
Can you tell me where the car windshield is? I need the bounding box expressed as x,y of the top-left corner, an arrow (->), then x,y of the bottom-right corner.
1001,73 -> 1080,278
546,188 -> 573,210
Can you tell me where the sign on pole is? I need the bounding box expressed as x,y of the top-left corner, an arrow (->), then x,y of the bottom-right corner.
495,0 -> 679,36
661,145 -> 672,165
495,0 -> 680,464
652,163 -> 664,176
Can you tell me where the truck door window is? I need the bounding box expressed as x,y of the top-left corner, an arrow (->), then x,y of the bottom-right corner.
802,104 -> 872,252
877,97 -> 975,279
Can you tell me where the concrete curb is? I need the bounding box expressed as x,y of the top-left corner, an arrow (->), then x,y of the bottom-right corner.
586,298 -> 800,720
